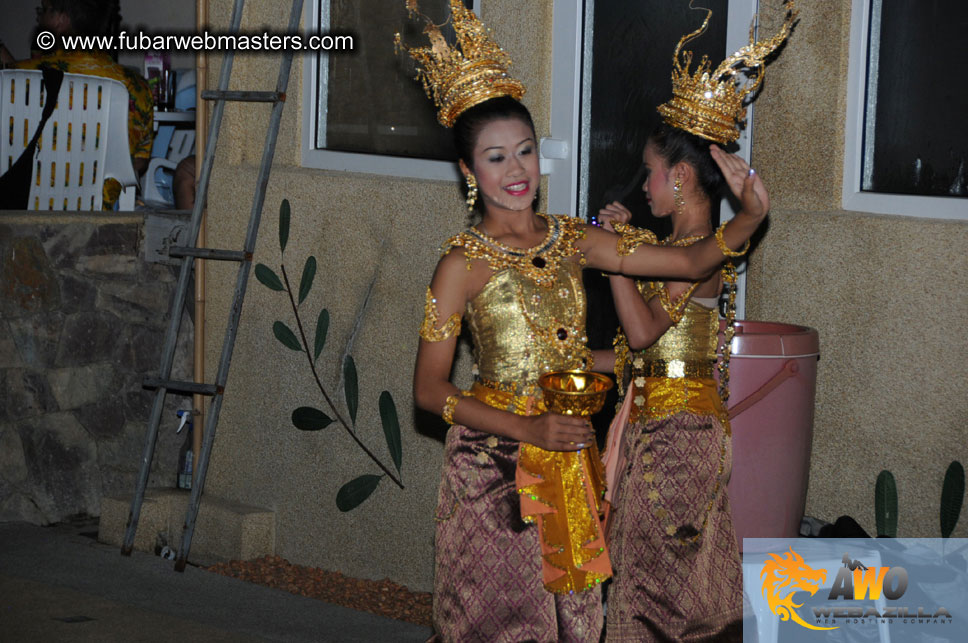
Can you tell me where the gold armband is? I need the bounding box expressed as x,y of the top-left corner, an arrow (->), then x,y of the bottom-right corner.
613,222 -> 659,257
442,394 -> 461,425
714,222 -> 750,257
419,287 -> 461,342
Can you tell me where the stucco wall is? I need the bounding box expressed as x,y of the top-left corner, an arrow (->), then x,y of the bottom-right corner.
748,1 -> 968,538
200,0 -> 553,591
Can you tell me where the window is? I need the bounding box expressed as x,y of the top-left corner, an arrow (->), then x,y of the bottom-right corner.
301,0 -> 478,180
843,0 -> 967,219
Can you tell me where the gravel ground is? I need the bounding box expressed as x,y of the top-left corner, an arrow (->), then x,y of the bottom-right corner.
205,556 -> 433,627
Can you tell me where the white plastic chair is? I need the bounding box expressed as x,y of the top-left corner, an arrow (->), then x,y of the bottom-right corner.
0,69 -> 137,211
142,129 -> 195,207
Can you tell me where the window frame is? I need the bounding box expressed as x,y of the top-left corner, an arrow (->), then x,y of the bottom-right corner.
300,0 -> 478,181
842,0 -> 967,220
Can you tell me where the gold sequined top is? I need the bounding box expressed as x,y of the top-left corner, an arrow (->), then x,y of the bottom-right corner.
445,214 -> 592,397
621,295 -> 725,424
635,284 -> 719,370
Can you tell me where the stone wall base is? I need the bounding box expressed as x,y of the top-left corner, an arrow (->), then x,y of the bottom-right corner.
98,488 -> 275,564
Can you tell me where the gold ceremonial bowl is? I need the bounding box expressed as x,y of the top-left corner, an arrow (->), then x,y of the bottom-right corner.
538,370 -> 614,417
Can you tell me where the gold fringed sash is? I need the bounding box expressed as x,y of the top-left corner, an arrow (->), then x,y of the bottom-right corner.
627,374 -> 727,431
468,381 -> 612,594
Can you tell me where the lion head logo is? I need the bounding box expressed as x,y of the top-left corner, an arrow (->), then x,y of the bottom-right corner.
760,547 -> 837,631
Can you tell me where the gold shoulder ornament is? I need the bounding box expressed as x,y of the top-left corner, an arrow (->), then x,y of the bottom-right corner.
612,221 -> 659,257
420,287 -> 461,342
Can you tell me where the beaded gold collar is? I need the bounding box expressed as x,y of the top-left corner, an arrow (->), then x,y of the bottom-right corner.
444,214 -> 586,288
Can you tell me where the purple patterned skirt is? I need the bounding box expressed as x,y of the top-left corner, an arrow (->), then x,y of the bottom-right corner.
433,424 -> 603,642
605,413 -> 742,642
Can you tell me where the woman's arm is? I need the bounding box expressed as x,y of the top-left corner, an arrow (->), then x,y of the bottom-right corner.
609,276 -> 666,349
412,251 -> 595,451
581,147 -> 767,279
590,349 -> 615,374
597,202 -> 677,349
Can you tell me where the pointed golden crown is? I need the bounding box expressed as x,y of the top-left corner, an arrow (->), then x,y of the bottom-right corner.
657,1 -> 798,144
395,0 -> 525,128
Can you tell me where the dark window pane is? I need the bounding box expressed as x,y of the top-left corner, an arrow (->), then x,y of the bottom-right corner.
864,0 -> 968,198
315,0 -> 472,161
583,0 -> 728,232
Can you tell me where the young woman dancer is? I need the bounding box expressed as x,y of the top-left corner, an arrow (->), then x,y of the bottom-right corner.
598,4 -> 796,641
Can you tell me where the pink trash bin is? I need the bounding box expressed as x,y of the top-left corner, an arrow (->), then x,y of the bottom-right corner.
720,320 -> 820,550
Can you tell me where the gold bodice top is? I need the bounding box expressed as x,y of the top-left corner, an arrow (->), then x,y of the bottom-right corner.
636,285 -> 719,371
620,283 -> 725,424
445,214 -> 591,396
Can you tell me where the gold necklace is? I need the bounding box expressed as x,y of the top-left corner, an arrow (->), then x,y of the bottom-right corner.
448,214 -> 587,288
663,233 -> 708,246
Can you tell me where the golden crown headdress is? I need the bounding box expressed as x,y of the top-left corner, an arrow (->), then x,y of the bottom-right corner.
657,1 -> 798,144
394,0 -> 525,128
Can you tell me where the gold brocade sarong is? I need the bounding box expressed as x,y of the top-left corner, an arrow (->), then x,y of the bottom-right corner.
468,381 -> 612,594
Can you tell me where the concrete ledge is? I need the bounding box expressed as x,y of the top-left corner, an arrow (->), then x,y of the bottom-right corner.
98,488 -> 275,563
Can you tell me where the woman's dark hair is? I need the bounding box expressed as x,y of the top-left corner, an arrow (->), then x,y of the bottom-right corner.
648,123 -> 729,202
49,0 -> 122,39
452,95 -> 536,169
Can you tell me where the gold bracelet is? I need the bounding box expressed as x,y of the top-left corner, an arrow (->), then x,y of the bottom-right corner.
715,222 -> 750,257
442,394 -> 461,425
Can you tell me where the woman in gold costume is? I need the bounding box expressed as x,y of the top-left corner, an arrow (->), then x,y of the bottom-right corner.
597,4 -> 796,641
598,125 -> 750,642
400,2 -> 769,641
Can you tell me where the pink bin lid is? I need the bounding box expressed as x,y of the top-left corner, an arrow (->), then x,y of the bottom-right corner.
718,320 -> 819,358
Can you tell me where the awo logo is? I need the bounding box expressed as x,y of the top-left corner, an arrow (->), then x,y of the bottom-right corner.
760,547 -> 837,630
760,547 -> 953,631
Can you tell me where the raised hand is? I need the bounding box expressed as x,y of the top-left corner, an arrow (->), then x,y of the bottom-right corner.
710,144 -> 770,220
597,201 -> 633,233
523,413 -> 596,452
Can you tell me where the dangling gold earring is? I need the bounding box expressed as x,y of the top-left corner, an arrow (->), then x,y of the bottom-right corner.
465,174 -> 479,211
673,177 -> 685,215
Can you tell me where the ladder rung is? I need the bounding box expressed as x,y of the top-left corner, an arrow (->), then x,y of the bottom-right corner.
169,246 -> 249,262
143,377 -> 221,396
200,90 -> 284,103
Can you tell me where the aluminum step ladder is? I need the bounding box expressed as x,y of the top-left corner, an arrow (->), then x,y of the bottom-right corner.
122,0 -> 304,572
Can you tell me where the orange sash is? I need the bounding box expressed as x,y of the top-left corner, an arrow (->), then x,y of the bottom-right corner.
468,381 -> 612,594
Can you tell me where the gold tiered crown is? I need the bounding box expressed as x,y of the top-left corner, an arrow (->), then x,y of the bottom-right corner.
657,1 -> 798,144
395,0 -> 525,128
